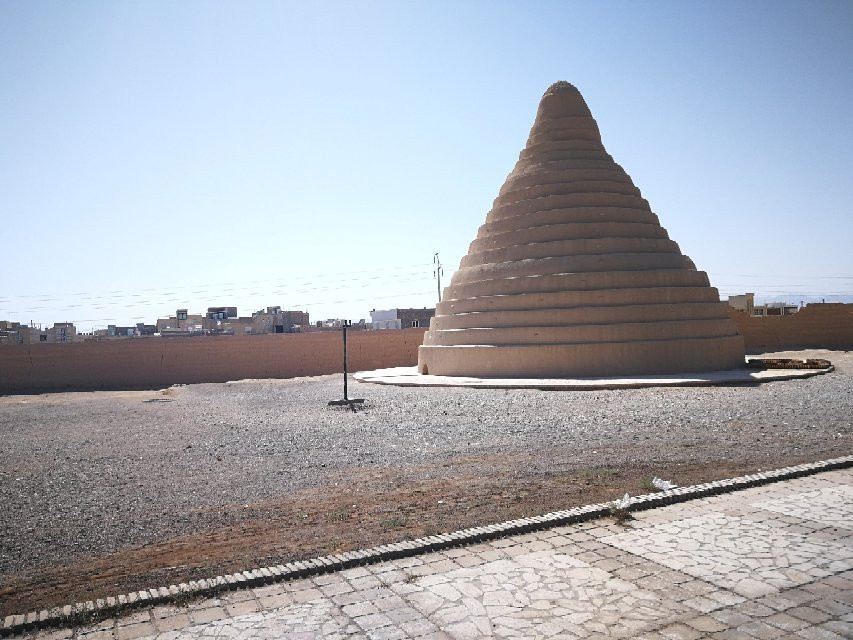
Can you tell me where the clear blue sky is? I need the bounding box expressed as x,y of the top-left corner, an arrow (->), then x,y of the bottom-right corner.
2,0 -> 851,331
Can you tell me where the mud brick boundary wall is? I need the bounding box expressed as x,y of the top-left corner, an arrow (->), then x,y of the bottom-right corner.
0,329 -> 428,394
1,304 -> 851,394
728,303 -> 853,352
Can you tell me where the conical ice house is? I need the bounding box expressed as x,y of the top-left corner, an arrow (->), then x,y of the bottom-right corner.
418,81 -> 745,377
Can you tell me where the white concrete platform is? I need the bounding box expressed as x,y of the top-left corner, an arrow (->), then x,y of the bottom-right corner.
354,363 -> 834,390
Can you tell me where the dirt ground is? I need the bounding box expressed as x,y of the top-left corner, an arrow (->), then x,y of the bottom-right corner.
1,458 -> 801,618
1,349 -> 851,617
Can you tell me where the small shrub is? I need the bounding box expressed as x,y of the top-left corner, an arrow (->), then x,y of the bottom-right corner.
380,516 -> 407,529
609,493 -> 634,524
640,477 -> 656,492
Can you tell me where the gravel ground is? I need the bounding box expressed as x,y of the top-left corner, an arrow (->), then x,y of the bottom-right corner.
0,348 -> 851,614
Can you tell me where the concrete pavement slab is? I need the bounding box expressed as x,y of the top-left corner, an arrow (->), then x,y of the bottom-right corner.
354,364 -> 833,390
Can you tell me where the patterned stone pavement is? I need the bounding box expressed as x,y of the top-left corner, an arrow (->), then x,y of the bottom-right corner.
24,469 -> 853,639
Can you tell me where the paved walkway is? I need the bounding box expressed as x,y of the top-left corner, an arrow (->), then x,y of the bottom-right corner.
24,469 -> 853,639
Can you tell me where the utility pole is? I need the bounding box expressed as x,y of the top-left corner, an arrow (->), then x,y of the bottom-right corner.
433,253 -> 444,303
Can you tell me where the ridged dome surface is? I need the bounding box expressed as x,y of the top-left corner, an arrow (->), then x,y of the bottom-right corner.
417,82 -> 745,377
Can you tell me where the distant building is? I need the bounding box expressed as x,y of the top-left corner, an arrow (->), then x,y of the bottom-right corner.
727,294 -> 800,317
396,308 -> 434,329
157,306 -> 310,336
1,321 -> 20,344
250,307 -> 309,333
370,308 -> 435,330
727,293 -> 755,316
1,321 -> 77,344
0,321 -> 38,345
157,309 -> 205,335
754,302 -> 800,317
310,318 -> 366,330
108,325 -> 137,337
205,307 -> 238,320
136,323 -> 157,336
46,322 -> 77,343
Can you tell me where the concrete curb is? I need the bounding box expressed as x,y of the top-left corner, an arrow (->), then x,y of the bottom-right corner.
3,454 -> 852,637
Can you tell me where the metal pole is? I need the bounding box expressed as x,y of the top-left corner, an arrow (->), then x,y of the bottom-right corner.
434,253 -> 443,303
328,319 -> 364,408
342,321 -> 348,401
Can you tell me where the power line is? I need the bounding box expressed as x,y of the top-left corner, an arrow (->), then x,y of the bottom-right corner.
0,262 -> 463,305
7,258 -> 852,331
0,258 -> 461,329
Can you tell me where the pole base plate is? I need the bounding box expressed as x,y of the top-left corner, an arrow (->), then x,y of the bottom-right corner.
328,398 -> 365,406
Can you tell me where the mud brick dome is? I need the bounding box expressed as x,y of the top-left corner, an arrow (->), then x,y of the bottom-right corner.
418,81 -> 745,377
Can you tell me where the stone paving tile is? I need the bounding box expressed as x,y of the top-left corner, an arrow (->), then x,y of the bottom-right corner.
142,599 -> 356,639
76,630 -> 112,640
187,606 -> 227,625
115,611 -> 151,627
35,632 -> 74,640
224,600 -> 259,617
659,622 -> 704,639
151,614 -> 191,634
765,611 -> 810,632
736,619 -> 787,638
754,485 -> 853,530
404,550 -> 687,638
14,468 -> 853,640
821,619 -> 852,637
601,510 -> 852,599
257,593 -> 291,610
795,625 -> 846,639
114,622 -> 155,640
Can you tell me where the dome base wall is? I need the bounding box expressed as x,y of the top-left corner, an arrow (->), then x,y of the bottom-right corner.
417,335 -> 746,378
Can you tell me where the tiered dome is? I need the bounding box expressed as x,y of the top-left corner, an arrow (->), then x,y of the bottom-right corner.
417,81 -> 745,377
